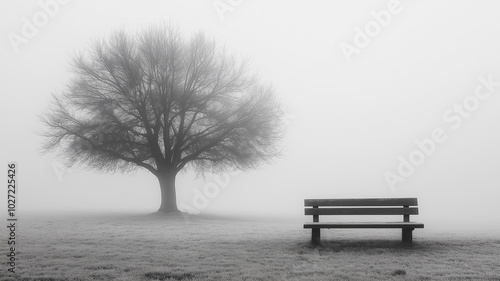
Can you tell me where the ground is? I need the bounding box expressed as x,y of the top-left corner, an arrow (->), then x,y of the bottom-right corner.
1,213 -> 499,281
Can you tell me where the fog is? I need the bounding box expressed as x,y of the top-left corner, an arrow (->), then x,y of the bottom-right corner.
2,0 -> 500,231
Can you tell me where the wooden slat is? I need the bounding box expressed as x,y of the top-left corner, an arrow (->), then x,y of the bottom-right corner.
304,198 -> 418,207
303,222 -> 424,229
305,207 -> 418,216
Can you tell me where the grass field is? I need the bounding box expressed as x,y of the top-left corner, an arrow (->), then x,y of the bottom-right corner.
2,213 -> 499,281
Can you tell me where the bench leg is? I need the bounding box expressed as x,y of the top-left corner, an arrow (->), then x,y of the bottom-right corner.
312,228 -> 321,244
402,228 -> 413,244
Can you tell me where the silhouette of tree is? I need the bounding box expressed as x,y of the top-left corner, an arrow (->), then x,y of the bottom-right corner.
41,24 -> 284,213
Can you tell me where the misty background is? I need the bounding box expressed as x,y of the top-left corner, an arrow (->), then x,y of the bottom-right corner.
1,0 -> 500,230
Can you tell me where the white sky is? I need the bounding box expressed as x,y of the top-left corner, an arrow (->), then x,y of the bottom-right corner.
1,0 -> 500,230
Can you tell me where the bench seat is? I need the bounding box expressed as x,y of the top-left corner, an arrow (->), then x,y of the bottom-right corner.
304,222 -> 424,229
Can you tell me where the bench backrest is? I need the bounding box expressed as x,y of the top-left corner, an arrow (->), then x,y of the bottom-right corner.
304,198 -> 419,222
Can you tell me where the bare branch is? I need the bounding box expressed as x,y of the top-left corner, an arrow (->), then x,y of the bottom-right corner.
40,23 -> 285,179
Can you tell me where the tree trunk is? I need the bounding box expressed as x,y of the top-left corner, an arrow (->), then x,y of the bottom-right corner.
157,171 -> 179,213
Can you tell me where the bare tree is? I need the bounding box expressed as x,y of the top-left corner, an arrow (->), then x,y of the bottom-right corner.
41,25 -> 284,213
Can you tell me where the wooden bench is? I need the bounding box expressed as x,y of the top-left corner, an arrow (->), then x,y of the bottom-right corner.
304,198 -> 424,244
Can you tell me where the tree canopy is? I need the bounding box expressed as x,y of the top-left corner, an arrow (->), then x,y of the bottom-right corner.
41,24 -> 285,212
